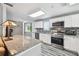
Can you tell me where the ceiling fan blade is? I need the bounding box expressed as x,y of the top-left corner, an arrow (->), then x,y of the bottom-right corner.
4,3 -> 13,7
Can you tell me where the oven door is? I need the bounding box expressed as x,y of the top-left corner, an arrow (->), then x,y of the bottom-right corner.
35,33 -> 39,39
51,37 -> 63,46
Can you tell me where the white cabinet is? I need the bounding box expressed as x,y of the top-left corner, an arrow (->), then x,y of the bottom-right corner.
34,22 -> 38,28
65,14 -> 79,27
32,33 -> 35,39
71,14 -> 79,27
69,36 -> 76,52
49,17 -> 65,27
55,17 -> 64,22
76,36 -> 79,54
49,19 -> 54,28
40,33 -> 51,44
64,35 -> 79,54
64,35 -> 76,52
34,21 -> 43,28
64,36 -> 71,50
64,15 -> 72,27
16,43 -> 41,56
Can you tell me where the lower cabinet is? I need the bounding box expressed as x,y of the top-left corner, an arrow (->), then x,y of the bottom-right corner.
64,35 -> 77,52
40,33 -> 51,44
32,33 -> 35,39
16,43 -> 41,56
76,36 -> 79,55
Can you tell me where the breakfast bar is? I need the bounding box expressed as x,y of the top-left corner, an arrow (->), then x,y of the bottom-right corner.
1,35 -> 41,56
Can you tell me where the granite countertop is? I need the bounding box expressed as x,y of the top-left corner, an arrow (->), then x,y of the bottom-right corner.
32,31 -> 51,34
1,35 -> 41,56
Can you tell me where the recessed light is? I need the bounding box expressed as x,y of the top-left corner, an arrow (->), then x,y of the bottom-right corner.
69,3 -> 76,5
29,10 -> 45,17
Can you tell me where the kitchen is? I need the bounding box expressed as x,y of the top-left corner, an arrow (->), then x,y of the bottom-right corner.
23,13 -> 79,56
29,13 -> 79,55
0,3 -> 79,56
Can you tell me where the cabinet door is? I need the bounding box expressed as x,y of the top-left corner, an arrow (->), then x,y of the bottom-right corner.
76,36 -> 79,54
35,22 -> 39,28
40,33 -> 44,41
38,21 -> 43,28
64,35 -> 76,52
64,36 -> 71,50
34,22 -> 37,28
55,17 -> 64,22
32,33 -> 35,39
40,33 -> 51,44
71,14 -> 79,27
35,21 -> 43,28
64,16 -> 72,27
49,19 -> 55,28
70,36 -> 76,52
43,34 -> 51,44
49,18 -> 60,28
40,34 -> 47,42
49,17 -> 65,28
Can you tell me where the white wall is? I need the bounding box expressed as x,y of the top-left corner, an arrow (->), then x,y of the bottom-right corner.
0,4 -> 7,36
13,21 -> 23,35
0,4 -> 3,36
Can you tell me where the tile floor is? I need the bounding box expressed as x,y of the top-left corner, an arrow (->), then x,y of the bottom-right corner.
41,43 -> 78,56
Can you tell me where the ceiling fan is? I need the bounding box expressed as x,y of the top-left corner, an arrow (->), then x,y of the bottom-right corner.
4,3 -> 13,7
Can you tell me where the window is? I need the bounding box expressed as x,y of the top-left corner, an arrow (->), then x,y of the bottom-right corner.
25,23 -> 32,32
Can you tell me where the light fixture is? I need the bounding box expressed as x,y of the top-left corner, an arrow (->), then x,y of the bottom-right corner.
3,20 -> 17,27
3,20 -> 17,41
29,10 -> 45,17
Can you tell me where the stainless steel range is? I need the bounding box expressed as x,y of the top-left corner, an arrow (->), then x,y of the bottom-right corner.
51,21 -> 64,46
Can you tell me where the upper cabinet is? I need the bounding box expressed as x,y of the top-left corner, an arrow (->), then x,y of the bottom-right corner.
34,21 -> 43,28
65,14 -> 79,27
49,18 -> 57,27
71,14 -> 79,27
64,15 -> 72,27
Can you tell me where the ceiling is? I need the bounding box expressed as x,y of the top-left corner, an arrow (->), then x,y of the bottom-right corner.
6,3 -> 79,22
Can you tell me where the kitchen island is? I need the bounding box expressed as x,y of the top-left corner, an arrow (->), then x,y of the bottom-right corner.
1,35 -> 41,56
